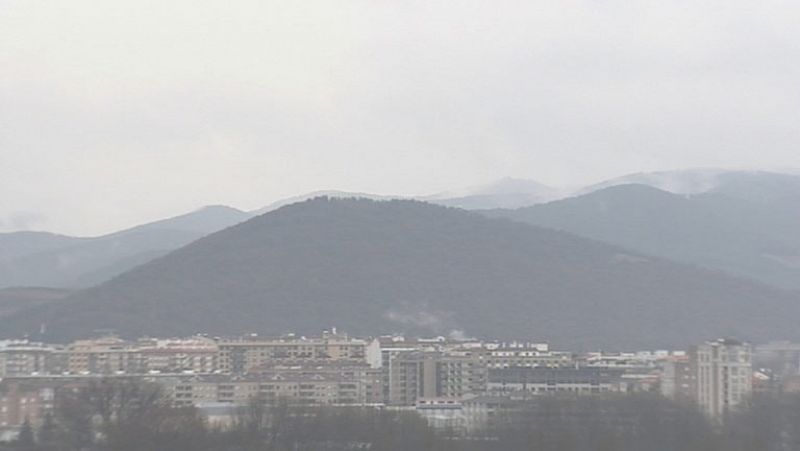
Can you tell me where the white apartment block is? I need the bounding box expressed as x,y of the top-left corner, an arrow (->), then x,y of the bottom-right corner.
693,338 -> 752,419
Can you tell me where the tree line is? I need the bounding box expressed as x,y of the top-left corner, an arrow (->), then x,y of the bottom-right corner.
3,379 -> 800,451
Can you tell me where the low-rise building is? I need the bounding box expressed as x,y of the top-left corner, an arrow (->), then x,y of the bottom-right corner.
487,367 -> 627,395
415,398 -> 466,433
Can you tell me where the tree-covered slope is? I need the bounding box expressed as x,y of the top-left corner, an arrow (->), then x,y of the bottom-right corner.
488,184 -> 800,289
4,198 -> 799,349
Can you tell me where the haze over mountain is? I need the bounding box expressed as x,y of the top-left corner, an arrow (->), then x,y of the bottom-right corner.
425,177 -> 563,210
0,206 -> 252,289
708,171 -> 800,205
579,169 -> 800,201
489,172 -> 800,289
3,198 -> 799,349
254,177 -> 563,215
578,168 -> 730,195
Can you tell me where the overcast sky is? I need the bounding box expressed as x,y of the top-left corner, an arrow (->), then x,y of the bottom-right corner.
2,1 -> 800,235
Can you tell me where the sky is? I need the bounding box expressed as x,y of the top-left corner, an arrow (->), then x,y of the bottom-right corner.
2,0 -> 800,236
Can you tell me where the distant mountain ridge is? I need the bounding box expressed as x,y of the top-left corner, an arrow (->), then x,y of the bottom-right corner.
0,179 -> 563,290
0,231 -> 84,260
579,168 -> 730,195
487,179 -> 800,289
579,169 -> 800,201
254,178 -> 564,214
3,198 -> 800,349
0,206 -> 252,289
4,170 -> 800,291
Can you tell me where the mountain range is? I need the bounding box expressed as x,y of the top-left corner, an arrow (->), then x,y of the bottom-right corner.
580,169 -> 800,204
2,198 -> 799,349
3,170 -> 799,291
3,169 -> 800,348
0,179 -> 562,289
488,171 -> 800,289
0,206 -> 252,288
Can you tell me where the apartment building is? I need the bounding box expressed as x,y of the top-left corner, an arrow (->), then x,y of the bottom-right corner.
0,341 -> 57,377
388,351 -> 487,406
0,333 -> 368,378
660,356 -> 695,401
136,337 -> 219,373
481,342 -> 572,369
0,381 -> 55,431
217,332 -> 367,374
580,351 -> 672,370
692,338 -> 752,419
60,337 -> 141,374
166,363 -> 381,407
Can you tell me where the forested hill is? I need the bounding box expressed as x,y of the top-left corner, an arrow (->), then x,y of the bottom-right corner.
487,183 -> 800,290
4,198 -> 799,349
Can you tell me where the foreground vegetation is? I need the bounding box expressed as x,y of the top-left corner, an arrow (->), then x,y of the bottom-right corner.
3,379 -> 800,451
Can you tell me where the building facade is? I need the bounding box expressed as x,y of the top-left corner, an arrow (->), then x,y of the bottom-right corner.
217,333 -> 367,374
487,367 -> 627,395
388,352 -> 487,406
693,339 -> 752,419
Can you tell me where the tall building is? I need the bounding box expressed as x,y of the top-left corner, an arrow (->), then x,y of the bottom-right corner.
693,338 -> 752,419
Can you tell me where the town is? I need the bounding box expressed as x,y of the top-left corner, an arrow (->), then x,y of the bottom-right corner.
0,329 -> 793,441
